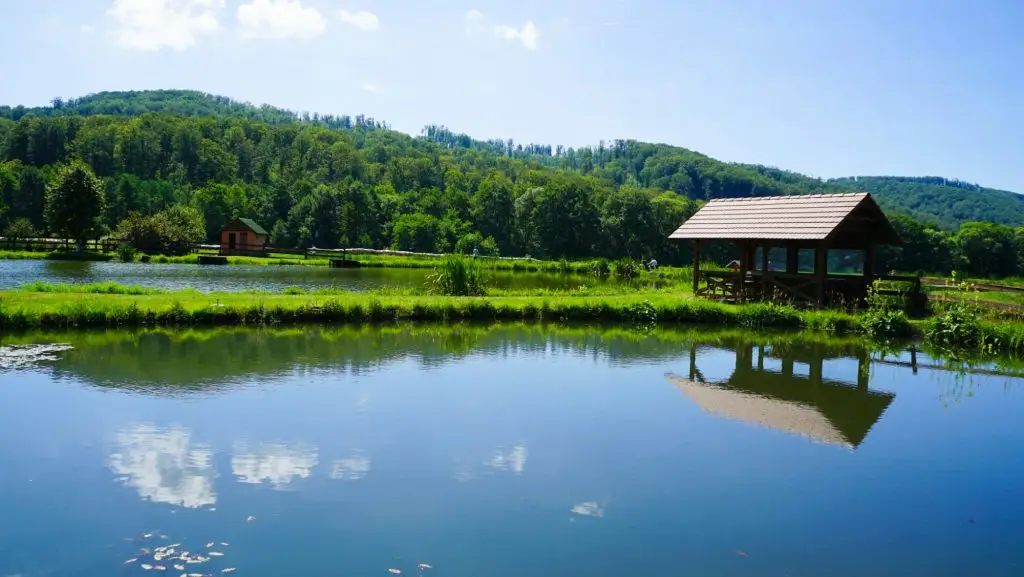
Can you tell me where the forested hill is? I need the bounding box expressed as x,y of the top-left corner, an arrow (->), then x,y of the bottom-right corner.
0,89 -> 1021,272
827,176 -> 1024,230
0,90 -> 391,130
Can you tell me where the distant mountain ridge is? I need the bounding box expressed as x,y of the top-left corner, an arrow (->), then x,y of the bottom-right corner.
0,89 -> 1019,230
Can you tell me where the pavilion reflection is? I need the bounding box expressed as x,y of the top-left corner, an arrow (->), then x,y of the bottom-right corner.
667,342 -> 895,448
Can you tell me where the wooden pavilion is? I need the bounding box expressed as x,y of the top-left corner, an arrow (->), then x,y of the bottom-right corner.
669,192 -> 916,308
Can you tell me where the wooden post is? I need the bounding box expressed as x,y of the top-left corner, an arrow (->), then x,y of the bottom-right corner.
815,244 -> 828,308
692,240 -> 701,294
863,243 -> 876,305
737,240 -> 749,303
689,343 -> 697,381
761,242 -> 771,299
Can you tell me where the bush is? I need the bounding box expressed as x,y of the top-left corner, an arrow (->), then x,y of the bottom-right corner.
612,258 -> 639,279
591,259 -> 611,277
116,206 -> 206,255
925,273 -> 984,349
3,218 -> 36,245
862,279 -> 914,339
862,307 -> 913,339
927,303 -> 983,349
116,243 -> 138,263
427,254 -> 487,296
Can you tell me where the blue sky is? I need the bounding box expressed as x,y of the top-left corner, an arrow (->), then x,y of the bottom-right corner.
2,0 -> 1023,191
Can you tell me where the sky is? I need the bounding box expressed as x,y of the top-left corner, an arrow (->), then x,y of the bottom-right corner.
1,0 -> 1023,191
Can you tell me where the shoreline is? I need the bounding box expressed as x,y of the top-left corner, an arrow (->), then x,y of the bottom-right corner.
0,288 -> 858,331
0,249 -> 635,275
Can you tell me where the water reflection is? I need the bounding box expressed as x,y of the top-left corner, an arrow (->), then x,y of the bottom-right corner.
231,442 -> 319,489
108,424 -> 217,508
486,444 -> 528,474
330,453 -> 372,481
668,342 -> 895,448
570,501 -> 605,518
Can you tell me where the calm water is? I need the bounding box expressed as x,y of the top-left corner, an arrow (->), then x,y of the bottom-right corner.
1,326 -> 1023,577
0,260 -> 594,292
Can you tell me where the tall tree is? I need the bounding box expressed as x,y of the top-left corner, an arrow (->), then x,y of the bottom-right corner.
45,161 -> 107,246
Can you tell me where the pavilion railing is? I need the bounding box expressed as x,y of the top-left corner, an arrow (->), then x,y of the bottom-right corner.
696,270 -> 923,308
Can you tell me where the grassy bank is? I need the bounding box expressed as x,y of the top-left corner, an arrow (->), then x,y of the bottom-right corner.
5,281 -> 1024,355
0,287 -> 857,333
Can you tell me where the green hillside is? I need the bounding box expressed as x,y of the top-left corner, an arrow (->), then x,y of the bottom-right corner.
828,176 -> 1024,230
1,90 -> 1023,277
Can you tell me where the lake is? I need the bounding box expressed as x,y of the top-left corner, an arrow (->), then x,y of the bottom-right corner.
0,260 -> 598,292
1,325 -> 1023,577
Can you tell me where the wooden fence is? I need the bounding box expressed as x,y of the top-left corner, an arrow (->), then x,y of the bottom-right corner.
0,237 -> 124,253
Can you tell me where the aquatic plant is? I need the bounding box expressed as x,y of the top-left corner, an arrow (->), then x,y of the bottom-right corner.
427,254 -> 487,296
862,280 -> 914,339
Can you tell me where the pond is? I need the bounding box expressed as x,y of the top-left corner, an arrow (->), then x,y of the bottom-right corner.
1,326 -> 1023,577
0,259 -> 599,292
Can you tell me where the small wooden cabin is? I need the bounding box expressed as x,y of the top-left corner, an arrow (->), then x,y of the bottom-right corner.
669,192 -> 917,308
219,218 -> 268,256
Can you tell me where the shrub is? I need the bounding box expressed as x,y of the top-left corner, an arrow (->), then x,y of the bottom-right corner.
862,307 -> 913,339
928,303 -> 983,349
590,259 -> 611,277
116,243 -> 138,263
612,258 -> 639,279
3,218 -> 36,247
427,254 -> 487,296
861,280 -> 914,339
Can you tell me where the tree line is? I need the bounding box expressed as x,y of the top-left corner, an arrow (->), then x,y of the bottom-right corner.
0,112 -> 696,263
1,91 -> 1023,278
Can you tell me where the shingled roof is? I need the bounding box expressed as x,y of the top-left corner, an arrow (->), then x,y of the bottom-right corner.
668,192 -> 900,244
220,218 -> 268,236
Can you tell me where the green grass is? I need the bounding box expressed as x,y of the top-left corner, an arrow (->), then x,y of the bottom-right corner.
0,250 -> 115,262
5,280 -> 1024,356
0,288 -> 843,333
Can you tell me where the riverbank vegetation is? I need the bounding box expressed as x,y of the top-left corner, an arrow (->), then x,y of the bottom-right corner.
2,279 -> 1024,355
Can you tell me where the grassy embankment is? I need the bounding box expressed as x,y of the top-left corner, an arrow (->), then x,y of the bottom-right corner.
0,280 -> 856,332
6,278 -> 1024,355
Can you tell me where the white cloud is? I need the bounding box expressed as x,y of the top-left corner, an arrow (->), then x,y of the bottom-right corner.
494,20 -> 539,51
237,0 -> 325,40
81,24 -> 96,34
338,9 -> 379,31
603,21 -> 619,27
361,82 -> 377,93
330,454 -> 371,480
107,0 -> 223,52
464,9 -> 485,36
232,442 -> 319,489
108,424 -> 217,509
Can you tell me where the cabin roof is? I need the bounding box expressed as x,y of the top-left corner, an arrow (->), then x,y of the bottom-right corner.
221,218 -> 268,236
668,192 -> 900,244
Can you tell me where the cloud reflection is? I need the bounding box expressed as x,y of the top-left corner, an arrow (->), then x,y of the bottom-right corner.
330,454 -> 371,480
232,442 -> 319,489
108,424 -> 216,508
487,444 -> 528,474
571,501 -> 605,518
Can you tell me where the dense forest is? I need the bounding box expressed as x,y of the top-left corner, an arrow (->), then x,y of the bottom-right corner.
829,176 -> 1024,230
1,90 -> 1023,278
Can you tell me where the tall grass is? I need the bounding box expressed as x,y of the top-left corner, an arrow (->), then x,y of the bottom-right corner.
19,281 -> 168,295
427,254 -> 487,296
